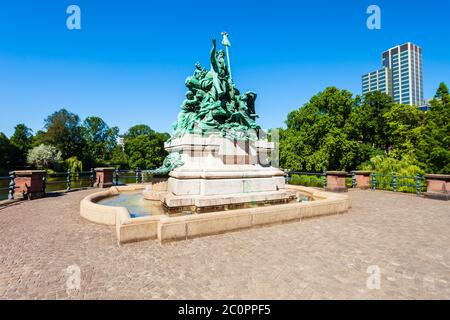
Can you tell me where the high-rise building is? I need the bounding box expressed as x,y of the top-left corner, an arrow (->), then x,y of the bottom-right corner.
362,42 -> 424,106
362,67 -> 393,97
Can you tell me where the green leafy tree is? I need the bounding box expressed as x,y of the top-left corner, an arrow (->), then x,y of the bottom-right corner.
43,109 -> 84,159
65,156 -> 83,174
383,104 -> 424,159
27,144 -> 62,169
109,145 -> 128,169
345,91 -> 394,153
416,83 -> 450,173
281,87 -> 367,171
81,116 -> 119,167
125,124 -> 157,138
10,123 -> 33,167
124,125 -> 169,169
0,133 -> 14,174
31,130 -> 46,148
434,82 -> 449,99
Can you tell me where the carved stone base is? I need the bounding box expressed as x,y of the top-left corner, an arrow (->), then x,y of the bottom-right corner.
326,171 -> 348,193
352,171 -> 371,190
161,189 -> 297,215
148,134 -> 292,214
151,177 -> 168,191
11,170 -> 46,200
94,167 -> 115,188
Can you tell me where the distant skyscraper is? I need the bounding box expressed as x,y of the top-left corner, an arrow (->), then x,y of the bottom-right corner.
362,67 -> 393,97
362,42 -> 424,106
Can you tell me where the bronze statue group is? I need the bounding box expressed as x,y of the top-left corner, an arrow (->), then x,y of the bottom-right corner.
172,39 -> 260,140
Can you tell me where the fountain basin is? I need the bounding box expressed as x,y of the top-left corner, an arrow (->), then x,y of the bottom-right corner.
80,184 -> 350,244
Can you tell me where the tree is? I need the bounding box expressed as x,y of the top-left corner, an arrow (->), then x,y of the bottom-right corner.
125,124 -> 156,138
383,104 -> 423,159
109,145 -> 128,169
31,130 -> 46,148
0,133 -> 14,174
81,116 -> 119,166
434,82 -> 449,100
416,83 -> 450,173
65,156 -> 83,174
43,109 -> 84,159
346,91 -> 394,153
280,87 -> 365,171
27,144 -> 62,169
124,125 -> 169,169
10,123 -> 33,167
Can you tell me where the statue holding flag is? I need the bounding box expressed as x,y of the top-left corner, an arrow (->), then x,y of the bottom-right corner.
171,32 -> 260,141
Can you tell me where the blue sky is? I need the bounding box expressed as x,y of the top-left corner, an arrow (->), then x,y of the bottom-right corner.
0,0 -> 449,136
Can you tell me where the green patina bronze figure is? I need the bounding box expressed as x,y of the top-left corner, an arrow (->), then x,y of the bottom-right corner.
171,32 -> 261,141
150,152 -> 184,177
172,91 -> 201,136
157,33 -> 261,174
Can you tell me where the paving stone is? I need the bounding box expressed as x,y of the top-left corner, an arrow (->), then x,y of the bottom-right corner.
0,189 -> 449,299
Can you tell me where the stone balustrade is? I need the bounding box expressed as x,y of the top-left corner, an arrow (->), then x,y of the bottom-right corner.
326,171 -> 348,193
10,170 -> 46,200
423,174 -> 450,201
352,171 -> 372,190
94,167 -> 115,188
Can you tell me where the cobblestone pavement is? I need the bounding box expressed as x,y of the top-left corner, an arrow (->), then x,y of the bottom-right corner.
0,189 -> 449,299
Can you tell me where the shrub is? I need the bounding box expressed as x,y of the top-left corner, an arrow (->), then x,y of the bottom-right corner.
359,155 -> 425,193
65,156 -> 83,174
288,174 -> 324,187
27,144 -> 62,169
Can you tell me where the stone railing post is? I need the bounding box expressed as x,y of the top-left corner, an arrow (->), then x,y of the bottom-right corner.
94,167 -> 115,188
326,171 -> 348,193
423,174 -> 449,201
352,171 -> 371,190
9,170 -> 47,200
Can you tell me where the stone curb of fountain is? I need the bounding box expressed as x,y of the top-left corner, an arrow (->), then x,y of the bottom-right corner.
79,184 -> 351,245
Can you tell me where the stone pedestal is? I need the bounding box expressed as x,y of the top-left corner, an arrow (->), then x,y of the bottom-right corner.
94,168 -> 115,188
151,177 -> 168,191
352,171 -> 371,190
143,177 -> 168,201
11,170 -> 46,200
156,134 -> 294,214
423,174 -> 449,201
326,171 -> 348,193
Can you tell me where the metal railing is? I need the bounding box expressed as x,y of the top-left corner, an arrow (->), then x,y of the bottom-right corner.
112,168 -> 153,186
0,168 -> 155,201
285,170 -> 426,196
1,168 -> 428,200
369,173 -> 425,195
0,174 -> 14,200
44,170 -> 95,194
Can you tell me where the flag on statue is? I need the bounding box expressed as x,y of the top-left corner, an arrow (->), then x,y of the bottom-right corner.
221,32 -> 231,47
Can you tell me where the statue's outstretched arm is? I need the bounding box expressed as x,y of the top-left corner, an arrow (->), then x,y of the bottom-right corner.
210,39 -> 219,73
